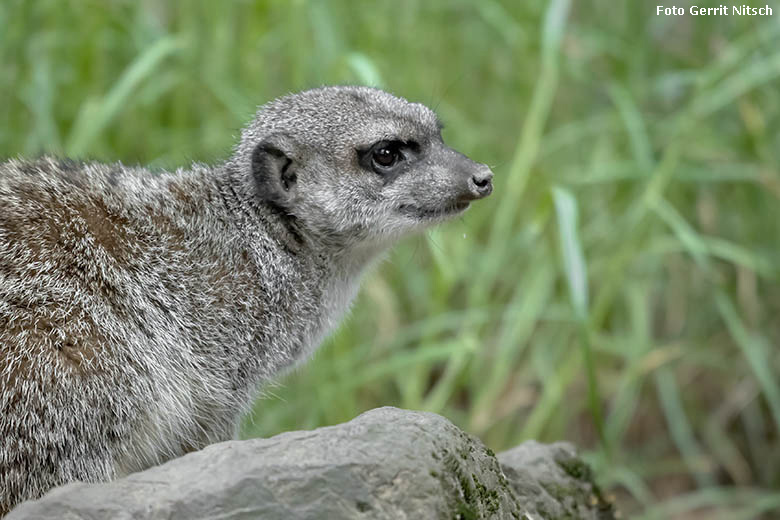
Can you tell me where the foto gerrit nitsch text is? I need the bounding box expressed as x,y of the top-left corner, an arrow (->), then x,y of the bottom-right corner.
657,5 -> 772,15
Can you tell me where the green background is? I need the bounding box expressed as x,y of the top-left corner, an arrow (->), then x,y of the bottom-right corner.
2,0 -> 780,517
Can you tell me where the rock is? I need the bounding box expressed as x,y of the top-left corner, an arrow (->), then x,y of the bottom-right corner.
8,407 -> 614,519
499,441 -> 615,519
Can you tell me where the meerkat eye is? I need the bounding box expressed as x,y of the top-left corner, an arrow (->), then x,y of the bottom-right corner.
370,141 -> 404,170
373,146 -> 397,167
358,140 -> 414,175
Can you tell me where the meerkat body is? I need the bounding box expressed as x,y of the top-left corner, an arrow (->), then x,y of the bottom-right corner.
0,86 -> 493,514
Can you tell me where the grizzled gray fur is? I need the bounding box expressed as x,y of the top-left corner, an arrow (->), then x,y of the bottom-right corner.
0,86 -> 493,515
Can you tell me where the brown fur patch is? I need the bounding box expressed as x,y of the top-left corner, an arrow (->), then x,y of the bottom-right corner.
1,298 -> 104,376
76,198 -> 132,261
169,183 -> 193,205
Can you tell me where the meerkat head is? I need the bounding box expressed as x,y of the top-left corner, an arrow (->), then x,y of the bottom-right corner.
230,86 -> 493,253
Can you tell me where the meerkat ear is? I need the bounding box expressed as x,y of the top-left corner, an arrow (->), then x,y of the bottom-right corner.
251,135 -> 298,209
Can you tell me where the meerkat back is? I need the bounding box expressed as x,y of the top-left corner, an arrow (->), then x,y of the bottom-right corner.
1,159 -> 141,514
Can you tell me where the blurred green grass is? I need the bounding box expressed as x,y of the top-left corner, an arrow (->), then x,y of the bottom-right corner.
2,0 -> 780,517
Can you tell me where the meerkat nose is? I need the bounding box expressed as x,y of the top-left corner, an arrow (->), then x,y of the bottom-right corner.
464,166 -> 494,200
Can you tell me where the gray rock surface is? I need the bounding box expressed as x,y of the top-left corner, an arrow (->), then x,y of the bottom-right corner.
8,407 -> 614,519
499,441 -> 615,519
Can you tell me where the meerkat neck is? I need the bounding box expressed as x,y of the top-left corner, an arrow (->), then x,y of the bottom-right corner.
215,163 -> 306,255
214,162 -> 385,275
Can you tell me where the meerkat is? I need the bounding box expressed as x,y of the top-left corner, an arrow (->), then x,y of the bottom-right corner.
0,86 -> 493,514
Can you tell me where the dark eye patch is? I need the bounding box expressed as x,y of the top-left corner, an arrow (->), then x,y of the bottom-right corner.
357,139 -> 419,179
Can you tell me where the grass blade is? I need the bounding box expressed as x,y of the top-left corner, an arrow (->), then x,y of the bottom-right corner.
716,292 -> 780,434
655,367 -> 715,488
553,187 -> 588,318
486,0 -> 571,253
553,186 -> 608,453
66,35 -> 185,156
